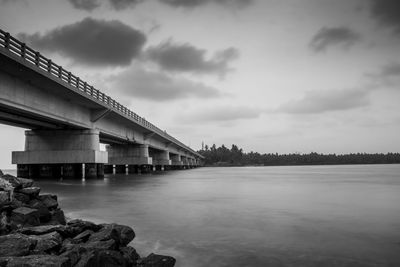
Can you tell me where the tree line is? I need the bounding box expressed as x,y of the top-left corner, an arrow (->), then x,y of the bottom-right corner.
198,144 -> 400,166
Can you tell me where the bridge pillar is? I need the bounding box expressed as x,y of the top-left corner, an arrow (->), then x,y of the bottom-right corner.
150,149 -> 171,171
12,129 -> 107,179
107,144 -> 152,167
104,165 -> 113,174
170,154 -> 183,169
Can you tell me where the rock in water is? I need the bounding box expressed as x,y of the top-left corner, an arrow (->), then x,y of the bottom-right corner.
138,253 -> 176,267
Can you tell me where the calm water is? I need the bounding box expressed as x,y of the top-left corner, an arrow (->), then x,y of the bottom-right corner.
6,165 -> 400,266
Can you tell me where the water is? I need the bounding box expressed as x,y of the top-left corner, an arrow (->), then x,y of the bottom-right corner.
5,165 -> 400,266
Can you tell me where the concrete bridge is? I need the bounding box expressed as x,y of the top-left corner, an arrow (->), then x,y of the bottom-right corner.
0,29 -> 203,179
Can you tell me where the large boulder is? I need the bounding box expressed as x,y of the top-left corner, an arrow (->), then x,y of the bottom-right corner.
138,253 -> 176,267
0,255 -> 71,267
67,219 -> 101,233
17,224 -> 68,236
37,194 -> 58,210
47,208 -> 66,225
27,199 -> 51,223
0,191 -> 10,207
74,250 -> 125,267
105,223 -> 135,246
0,175 -> 22,189
16,177 -> 34,188
120,246 -> 140,266
10,207 -> 40,227
16,187 -> 41,198
87,225 -> 120,244
72,229 -> 94,243
0,233 -> 37,256
29,231 -> 63,254
13,192 -> 30,204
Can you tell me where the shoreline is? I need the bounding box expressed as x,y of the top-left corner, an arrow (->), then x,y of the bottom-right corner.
0,169 -> 176,267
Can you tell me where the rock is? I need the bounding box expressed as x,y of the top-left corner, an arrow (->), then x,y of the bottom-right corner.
59,246 -> 81,266
0,169 -> 3,176
0,211 -> 9,235
67,219 -> 101,233
0,175 -> 22,189
120,246 -> 140,266
10,207 -> 40,227
0,191 -> 10,206
48,208 -> 66,225
75,250 -> 125,267
30,231 -> 63,254
103,223 -> 135,246
28,199 -> 51,223
16,177 -> 34,188
72,229 -> 94,243
138,253 -> 176,267
16,187 -> 41,197
0,255 -> 71,267
88,225 -> 120,244
83,239 -> 117,251
37,194 -> 58,210
17,224 -> 68,236
13,192 -> 30,204
0,233 -> 37,256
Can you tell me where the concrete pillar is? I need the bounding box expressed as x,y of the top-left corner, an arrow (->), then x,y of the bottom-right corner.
107,144 -> 152,166
12,130 -> 107,179
97,163 -> 104,178
17,164 -> 30,178
115,165 -> 126,174
39,164 -> 62,179
170,154 -> 183,168
151,150 -> 171,167
62,164 -> 83,179
84,163 -> 97,179
104,165 -> 113,174
128,165 -> 140,174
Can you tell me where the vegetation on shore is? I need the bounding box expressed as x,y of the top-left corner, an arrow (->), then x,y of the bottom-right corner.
198,144 -> 400,166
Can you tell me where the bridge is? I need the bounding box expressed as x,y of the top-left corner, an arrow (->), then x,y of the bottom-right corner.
0,29 -> 204,179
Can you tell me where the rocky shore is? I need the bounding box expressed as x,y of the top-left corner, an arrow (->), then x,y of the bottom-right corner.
0,169 -> 176,267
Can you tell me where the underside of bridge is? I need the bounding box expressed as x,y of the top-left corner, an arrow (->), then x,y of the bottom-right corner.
0,29 -> 203,179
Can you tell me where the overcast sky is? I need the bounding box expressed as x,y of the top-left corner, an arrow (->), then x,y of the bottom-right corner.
1,0 -> 400,168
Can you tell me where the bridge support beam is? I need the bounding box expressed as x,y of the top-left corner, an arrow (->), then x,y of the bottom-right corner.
12,129 -> 107,179
150,150 -> 171,171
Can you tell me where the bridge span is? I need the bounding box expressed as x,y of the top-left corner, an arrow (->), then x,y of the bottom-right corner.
0,29 -> 203,179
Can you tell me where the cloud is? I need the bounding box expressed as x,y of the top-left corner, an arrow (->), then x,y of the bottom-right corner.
67,0 -> 100,11
380,63 -> 400,77
108,0 -> 144,10
146,40 -> 239,76
109,68 -> 221,101
193,106 -> 260,121
18,17 -> 146,67
309,27 -> 361,52
370,0 -> 400,34
278,88 -> 370,114
159,0 -> 253,8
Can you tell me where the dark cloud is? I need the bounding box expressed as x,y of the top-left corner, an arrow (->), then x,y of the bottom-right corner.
370,0 -> 400,34
146,41 -> 239,76
67,0 -> 100,11
159,0 -> 253,8
18,17 -> 146,67
108,0 -> 144,10
381,63 -> 400,77
109,68 -> 221,101
278,88 -> 369,114
309,27 -> 361,52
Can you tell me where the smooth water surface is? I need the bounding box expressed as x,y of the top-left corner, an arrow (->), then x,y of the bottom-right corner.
9,165 -> 400,266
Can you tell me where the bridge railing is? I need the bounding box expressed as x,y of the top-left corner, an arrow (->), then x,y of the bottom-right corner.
0,29 -> 200,157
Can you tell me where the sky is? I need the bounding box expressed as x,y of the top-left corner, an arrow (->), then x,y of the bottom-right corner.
0,0 -> 400,168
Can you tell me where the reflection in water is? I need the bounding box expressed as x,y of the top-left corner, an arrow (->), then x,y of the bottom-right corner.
10,165 -> 400,267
